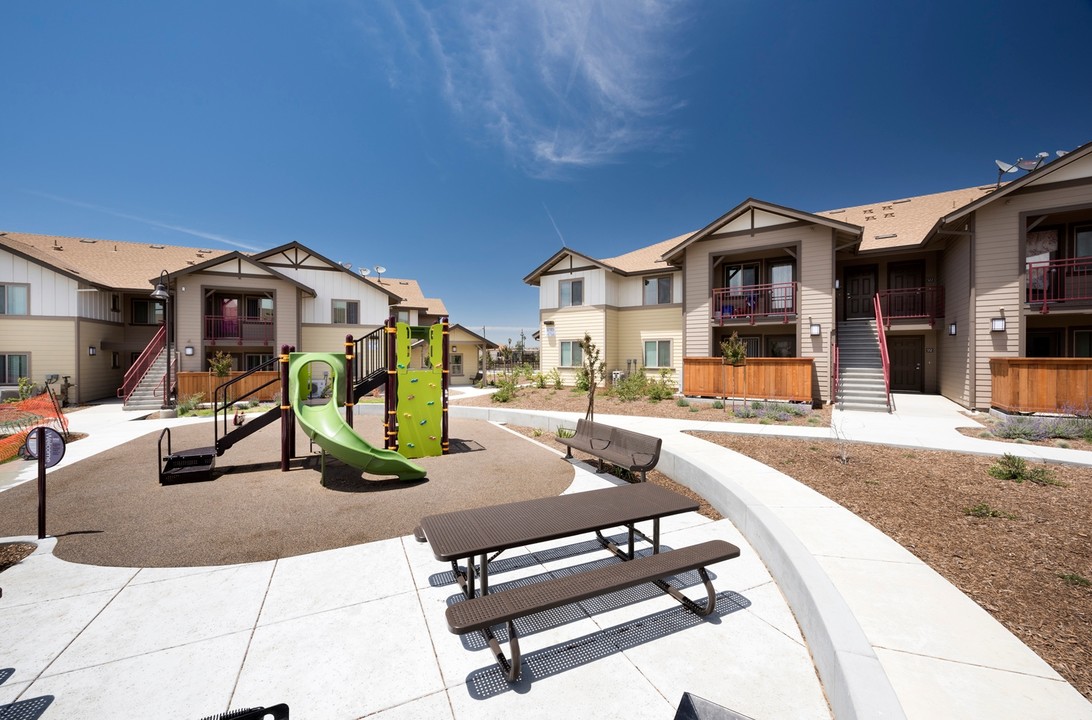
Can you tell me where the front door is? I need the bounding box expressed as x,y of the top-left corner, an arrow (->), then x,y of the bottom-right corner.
888,336 -> 924,392
845,266 -> 876,319
888,261 -> 925,318
1026,330 -> 1062,357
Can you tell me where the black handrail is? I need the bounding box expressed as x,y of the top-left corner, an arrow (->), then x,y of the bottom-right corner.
213,356 -> 282,451
351,326 -> 387,388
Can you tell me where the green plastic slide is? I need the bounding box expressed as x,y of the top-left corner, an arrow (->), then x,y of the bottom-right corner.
289,352 -> 426,480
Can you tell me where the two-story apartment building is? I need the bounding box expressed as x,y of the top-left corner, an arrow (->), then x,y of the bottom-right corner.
527,139 -> 1092,411
524,234 -> 690,385
0,232 -> 474,403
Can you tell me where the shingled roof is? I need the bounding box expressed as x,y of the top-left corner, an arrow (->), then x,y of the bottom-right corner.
600,232 -> 694,273
0,231 -> 230,290
815,185 -> 997,252
378,277 -> 448,317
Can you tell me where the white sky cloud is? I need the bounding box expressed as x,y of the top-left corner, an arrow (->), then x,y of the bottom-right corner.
370,0 -> 689,178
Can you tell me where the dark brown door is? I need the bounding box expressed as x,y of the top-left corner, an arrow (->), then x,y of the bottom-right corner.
888,261 -> 925,317
1026,330 -> 1061,357
888,336 -> 924,392
845,267 -> 876,319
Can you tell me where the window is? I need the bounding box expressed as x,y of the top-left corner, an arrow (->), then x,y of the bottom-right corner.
0,353 -> 29,383
244,353 -> 274,370
769,263 -> 795,311
1075,330 -> 1092,358
723,263 -> 758,289
131,298 -> 164,325
0,284 -> 29,315
332,299 -> 359,324
110,294 -> 120,313
560,340 -> 584,367
111,352 -> 121,369
643,340 -> 671,368
1076,227 -> 1092,259
559,279 -> 583,307
643,276 -> 672,305
767,335 -> 796,358
451,354 -> 464,376
245,296 -> 274,320
396,310 -> 410,324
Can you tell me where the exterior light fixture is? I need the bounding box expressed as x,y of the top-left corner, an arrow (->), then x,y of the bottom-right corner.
991,317 -> 1006,333
451,346 -> 458,353
809,319 -> 821,336
948,322 -> 957,336
88,345 -> 97,356
185,346 -> 194,356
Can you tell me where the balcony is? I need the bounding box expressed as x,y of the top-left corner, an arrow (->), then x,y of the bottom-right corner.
711,282 -> 797,325
875,286 -> 945,327
205,315 -> 275,345
1027,257 -> 1092,312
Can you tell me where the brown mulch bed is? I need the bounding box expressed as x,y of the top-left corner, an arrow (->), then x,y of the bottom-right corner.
687,432 -> 1092,702
454,385 -> 831,426
955,413 -> 1092,452
0,542 -> 37,571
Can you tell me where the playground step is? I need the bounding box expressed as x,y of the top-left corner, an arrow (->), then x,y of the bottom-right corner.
160,447 -> 217,484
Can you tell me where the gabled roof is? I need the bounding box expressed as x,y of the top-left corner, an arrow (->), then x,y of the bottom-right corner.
523,247 -> 613,285
165,251 -> 317,297
817,185 -> 997,252
662,198 -> 861,263
251,241 -> 403,301
378,277 -> 448,316
523,233 -> 692,286
0,231 -> 229,290
449,324 -> 498,349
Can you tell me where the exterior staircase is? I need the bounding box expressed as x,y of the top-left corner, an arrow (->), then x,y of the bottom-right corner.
835,320 -> 890,412
124,349 -> 170,412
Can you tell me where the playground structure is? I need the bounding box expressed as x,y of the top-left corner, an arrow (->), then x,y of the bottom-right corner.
157,317 -> 448,483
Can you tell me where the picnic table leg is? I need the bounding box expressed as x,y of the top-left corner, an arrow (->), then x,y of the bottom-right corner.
479,553 -> 489,595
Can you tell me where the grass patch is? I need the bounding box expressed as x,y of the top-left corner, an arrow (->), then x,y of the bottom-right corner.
964,503 -> 1017,520
988,453 -> 1064,486
1058,572 -> 1091,588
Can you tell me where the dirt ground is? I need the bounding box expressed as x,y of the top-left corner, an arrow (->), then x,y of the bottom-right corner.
456,388 -> 1092,701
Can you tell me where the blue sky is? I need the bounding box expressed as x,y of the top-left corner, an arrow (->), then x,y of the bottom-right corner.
3,1 -> 1091,346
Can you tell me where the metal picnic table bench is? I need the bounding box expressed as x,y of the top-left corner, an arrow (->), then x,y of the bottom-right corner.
416,483 -> 740,681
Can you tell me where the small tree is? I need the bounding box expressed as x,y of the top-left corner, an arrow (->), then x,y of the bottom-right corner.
720,332 -> 748,410
580,333 -> 607,421
208,351 -> 234,377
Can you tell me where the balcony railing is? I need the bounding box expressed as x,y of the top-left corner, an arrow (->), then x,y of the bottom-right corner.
1026,257 -> 1092,312
874,286 -> 945,326
205,315 -> 275,345
711,282 -> 797,324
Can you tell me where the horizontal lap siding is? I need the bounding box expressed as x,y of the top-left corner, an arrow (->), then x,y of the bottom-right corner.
616,307 -> 683,378
973,182 -> 1092,408
79,319 -> 127,402
539,307 -> 606,383
0,317 -> 75,388
940,236 -> 972,407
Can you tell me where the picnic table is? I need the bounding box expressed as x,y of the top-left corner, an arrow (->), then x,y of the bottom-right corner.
417,482 -> 699,598
417,483 -> 740,681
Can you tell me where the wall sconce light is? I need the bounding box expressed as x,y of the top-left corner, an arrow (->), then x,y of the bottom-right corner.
991,317 -> 1006,333
185,346 -> 194,356
88,345 -> 97,356
543,320 -> 555,325
809,321 -> 821,336
948,322 -> 957,336
451,346 -> 458,353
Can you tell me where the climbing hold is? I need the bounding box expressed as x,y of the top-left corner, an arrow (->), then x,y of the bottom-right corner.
428,383 -> 436,388
411,378 -> 419,383
429,435 -> 436,440
406,395 -> 415,401
407,443 -> 416,448
419,419 -> 427,425
403,412 -> 412,418
426,400 -> 435,406
397,363 -> 406,369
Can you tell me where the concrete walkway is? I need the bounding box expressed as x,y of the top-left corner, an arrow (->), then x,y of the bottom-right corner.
1,395 -> 1090,719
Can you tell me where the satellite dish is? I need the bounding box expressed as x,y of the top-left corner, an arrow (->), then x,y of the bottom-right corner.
374,265 -> 386,274
341,261 -> 352,269
1016,152 -> 1050,171
359,267 -> 370,277
995,160 -> 1018,173
1057,149 -> 1069,157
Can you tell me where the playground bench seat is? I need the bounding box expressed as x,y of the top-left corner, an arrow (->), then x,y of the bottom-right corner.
445,539 -> 739,681
555,418 -> 662,481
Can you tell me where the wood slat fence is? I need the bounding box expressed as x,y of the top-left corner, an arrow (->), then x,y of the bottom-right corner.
682,357 -> 814,403
176,371 -> 281,403
989,358 -> 1092,413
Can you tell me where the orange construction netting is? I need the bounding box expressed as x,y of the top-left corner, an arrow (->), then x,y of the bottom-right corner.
0,392 -> 69,464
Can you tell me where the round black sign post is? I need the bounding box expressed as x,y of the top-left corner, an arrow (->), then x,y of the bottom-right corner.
25,427 -> 65,539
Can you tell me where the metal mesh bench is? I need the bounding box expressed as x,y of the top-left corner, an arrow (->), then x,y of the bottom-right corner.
446,539 -> 739,681
556,418 -> 662,481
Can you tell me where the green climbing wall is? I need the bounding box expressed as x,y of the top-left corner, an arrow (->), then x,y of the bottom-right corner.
393,322 -> 444,459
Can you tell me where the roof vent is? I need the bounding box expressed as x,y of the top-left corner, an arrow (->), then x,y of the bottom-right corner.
199,249 -> 212,253
875,233 -> 897,240
79,239 -> 97,244
893,198 -> 911,204
827,209 -> 845,214
150,244 -> 165,249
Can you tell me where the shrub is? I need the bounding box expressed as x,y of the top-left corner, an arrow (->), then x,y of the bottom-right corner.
176,393 -> 204,416
964,503 -> 1016,519
611,372 -> 649,402
548,368 -> 563,390
646,370 -> 676,401
987,453 -> 1061,486
556,427 -> 575,439
1058,572 -> 1091,588
574,367 -> 591,392
491,376 -> 519,403
533,372 -> 547,389
712,400 -> 724,409
675,397 -> 689,407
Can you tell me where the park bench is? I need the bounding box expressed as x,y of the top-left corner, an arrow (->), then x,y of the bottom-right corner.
555,418 -> 662,481
445,539 -> 739,681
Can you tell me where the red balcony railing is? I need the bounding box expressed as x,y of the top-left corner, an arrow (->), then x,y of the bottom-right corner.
1027,257 -> 1092,312
875,286 -> 945,327
712,282 -> 797,324
205,315 -> 275,345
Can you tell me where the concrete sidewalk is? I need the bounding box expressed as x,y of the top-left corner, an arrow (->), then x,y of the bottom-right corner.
2,395 -> 1091,719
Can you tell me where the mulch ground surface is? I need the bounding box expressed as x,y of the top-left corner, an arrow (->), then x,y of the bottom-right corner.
0,418 -> 571,568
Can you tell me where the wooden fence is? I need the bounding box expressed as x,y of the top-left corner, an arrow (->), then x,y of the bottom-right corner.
176,371 -> 281,403
682,357 -> 814,403
989,358 -> 1092,413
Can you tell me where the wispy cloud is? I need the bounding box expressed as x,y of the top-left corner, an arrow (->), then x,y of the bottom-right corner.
28,191 -> 262,251
367,0 -> 690,178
